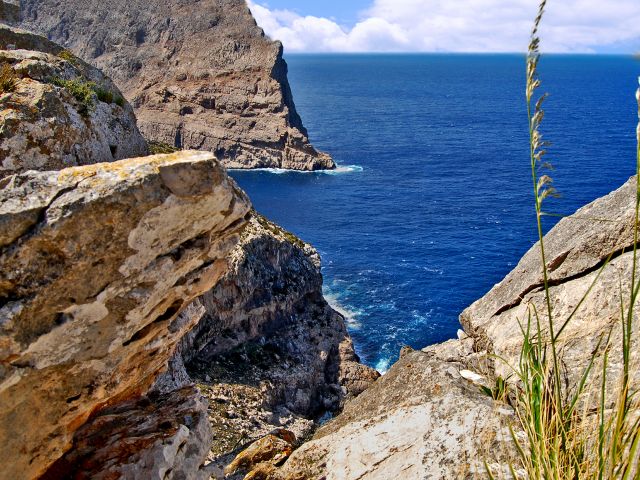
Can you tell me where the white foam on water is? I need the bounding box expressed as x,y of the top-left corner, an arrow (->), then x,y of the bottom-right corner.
228,164 -> 363,175
375,357 -> 392,374
323,291 -> 363,330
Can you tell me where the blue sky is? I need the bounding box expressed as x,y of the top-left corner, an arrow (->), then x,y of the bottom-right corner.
248,0 -> 640,53
253,0 -> 370,25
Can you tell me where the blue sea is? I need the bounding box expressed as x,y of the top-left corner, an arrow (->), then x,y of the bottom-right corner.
230,54 -> 639,372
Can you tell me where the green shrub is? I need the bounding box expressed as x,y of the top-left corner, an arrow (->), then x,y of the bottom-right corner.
51,77 -> 125,114
94,86 -> 114,104
51,77 -> 96,114
0,63 -> 17,95
57,50 -> 79,65
148,141 -> 181,155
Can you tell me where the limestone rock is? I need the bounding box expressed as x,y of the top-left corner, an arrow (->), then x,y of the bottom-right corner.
42,387 -> 213,480
460,176 -> 640,392
183,214 -> 379,416
152,214 -> 379,475
0,151 -> 251,479
276,348 -> 515,480
225,430 -> 295,477
0,25 -> 148,179
18,0 -> 335,170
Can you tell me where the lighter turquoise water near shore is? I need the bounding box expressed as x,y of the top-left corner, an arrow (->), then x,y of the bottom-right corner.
230,54 -> 639,372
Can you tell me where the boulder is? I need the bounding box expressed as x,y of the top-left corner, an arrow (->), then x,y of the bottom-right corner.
0,25 -> 148,179
0,151 -> 251,479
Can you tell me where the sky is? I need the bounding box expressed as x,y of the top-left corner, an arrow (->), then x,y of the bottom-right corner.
247,0 -> 640,54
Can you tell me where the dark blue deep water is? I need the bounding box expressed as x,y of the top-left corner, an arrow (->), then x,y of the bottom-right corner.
230,54 -> 639,372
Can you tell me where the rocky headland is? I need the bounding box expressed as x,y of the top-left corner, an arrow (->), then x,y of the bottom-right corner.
14,0 -> 334,171
1,4 -> 638,480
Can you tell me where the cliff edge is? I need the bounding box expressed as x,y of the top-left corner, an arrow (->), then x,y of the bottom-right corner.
16,0 -> 335,170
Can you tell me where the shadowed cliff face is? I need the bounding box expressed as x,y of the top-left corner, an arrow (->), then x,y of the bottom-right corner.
17,0 -> 335,170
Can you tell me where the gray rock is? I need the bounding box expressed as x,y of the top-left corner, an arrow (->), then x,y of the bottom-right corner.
461,176 -> 640,394
18,0 -> 335,170
277,348 -> 514,480
0,25 -> 148,179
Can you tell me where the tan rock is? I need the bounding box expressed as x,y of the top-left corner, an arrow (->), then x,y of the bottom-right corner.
225,431 -> 295,477
0,25 -> 148,179
276,348 -> 515,480
19,0 -> 335,170
42,387 -> 212,480
460,176 -> 640,394
0,151 -> 251,479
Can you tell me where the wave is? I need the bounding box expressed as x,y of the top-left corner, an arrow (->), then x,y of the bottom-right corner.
228,164 -> 363,175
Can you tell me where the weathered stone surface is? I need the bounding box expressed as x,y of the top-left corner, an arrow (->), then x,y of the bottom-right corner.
275,348 -> 514,480
0,151 -> 251,479
225,430 -> 295,477
42,387 -> 212,480
18,0 -> 335,170
461,176 -> 640,391
0,25 -> 148,179
154,214 -> 379,476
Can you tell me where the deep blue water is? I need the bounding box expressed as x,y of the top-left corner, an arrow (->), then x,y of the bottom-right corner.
230,54 -> 639,372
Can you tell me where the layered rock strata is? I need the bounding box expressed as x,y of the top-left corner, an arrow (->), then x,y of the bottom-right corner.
0,25 -> 147,179
0,151 -> 252,479
18,0 -> 335,170
155,215 -> 380,477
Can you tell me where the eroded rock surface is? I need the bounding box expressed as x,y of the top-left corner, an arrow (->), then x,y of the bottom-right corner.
18,0 -> 334,170
155,215 -> 380,477
275,345 -> 514,480
0,151 -> 251,479
461,176 -> 640,391
0,25 -> 147,179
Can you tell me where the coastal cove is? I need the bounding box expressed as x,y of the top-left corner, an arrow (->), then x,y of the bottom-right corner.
230,53 -> 639,371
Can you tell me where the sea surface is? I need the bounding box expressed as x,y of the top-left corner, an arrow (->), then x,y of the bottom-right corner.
230,54 -> 639,372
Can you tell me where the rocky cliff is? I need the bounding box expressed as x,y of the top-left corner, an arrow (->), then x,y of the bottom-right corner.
0,25 -> 147,179
266,178 -> 640,479
16,0 -> 335,171
0,25 -> 375,478
0,151 -> 252,479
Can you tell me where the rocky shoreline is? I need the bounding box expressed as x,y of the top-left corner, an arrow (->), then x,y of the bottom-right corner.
0,4 -> 638,480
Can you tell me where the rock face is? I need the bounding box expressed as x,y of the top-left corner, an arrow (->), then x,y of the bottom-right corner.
156,215 -> 380,477
0,25 -> 148,179
276,343 -> 514,480
461,176 -> 640,391
18,0 -> 335,170
0,151 -> 252,479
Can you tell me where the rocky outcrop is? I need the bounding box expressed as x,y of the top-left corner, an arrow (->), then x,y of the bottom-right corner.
275,342 -> 514,480
18,0 -> 335,170
0,25 -> 147,179
461,176 -> 640,392
155,215 -> 380,477
0,151 -> 251,479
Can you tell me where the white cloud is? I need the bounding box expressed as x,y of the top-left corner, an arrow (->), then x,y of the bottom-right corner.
247,0 -> 640,53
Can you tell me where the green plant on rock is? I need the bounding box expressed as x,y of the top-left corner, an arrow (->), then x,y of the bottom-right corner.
51,77 -> 97,114
148,141 -> 181,155
51,76 -> 126,114
486,2 -> 640,479
0,62 -> 17,95
57,49 -> 79,66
